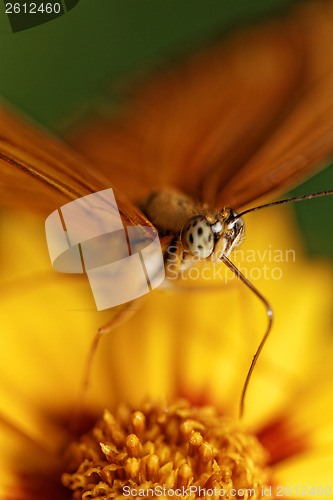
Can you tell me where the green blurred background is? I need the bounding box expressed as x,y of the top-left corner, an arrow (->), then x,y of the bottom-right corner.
0,0 -> 332,256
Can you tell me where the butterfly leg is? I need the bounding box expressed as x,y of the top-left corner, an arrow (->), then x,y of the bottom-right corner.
83,299 -> 143,385
80,237 -> 170,402
71,299 -> 144,430
221,255 -> 273,419
163,236 -> 187,280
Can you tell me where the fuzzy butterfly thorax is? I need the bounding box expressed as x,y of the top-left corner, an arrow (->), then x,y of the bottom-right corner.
141,189 -> 244,267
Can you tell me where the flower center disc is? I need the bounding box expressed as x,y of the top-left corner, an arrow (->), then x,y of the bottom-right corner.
62,400 -> 270,499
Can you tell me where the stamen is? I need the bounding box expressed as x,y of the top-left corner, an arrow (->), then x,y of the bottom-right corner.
62,400 -> 271,499
126,433 -> 141,457
189,431 -> 203,455
124,457 -> 140,480
131,410 -> 146,439
199,441 -> 213,463
177,463 -> 192,488
146,454 -> 160,482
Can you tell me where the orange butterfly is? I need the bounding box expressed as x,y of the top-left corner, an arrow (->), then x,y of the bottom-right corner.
1,0 -> 333,415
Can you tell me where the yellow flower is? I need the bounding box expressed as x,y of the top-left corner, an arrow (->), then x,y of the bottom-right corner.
0,204 -> 332,499
1,2 -> 333,498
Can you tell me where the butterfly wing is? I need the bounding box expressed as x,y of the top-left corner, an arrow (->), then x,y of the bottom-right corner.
0,104 -> 150,229
216,71 -> 333,209
68,1 -> 333,210
215,1 -> 333,209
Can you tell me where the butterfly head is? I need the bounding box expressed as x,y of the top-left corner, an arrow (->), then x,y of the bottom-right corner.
181,208 -> 244,260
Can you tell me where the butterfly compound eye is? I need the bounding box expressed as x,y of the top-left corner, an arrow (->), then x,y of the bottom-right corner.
181,216 -> 214,258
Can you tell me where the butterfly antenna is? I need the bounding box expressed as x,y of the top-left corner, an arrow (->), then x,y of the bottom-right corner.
232,189 -> 333,221
221,255 -> 273,419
